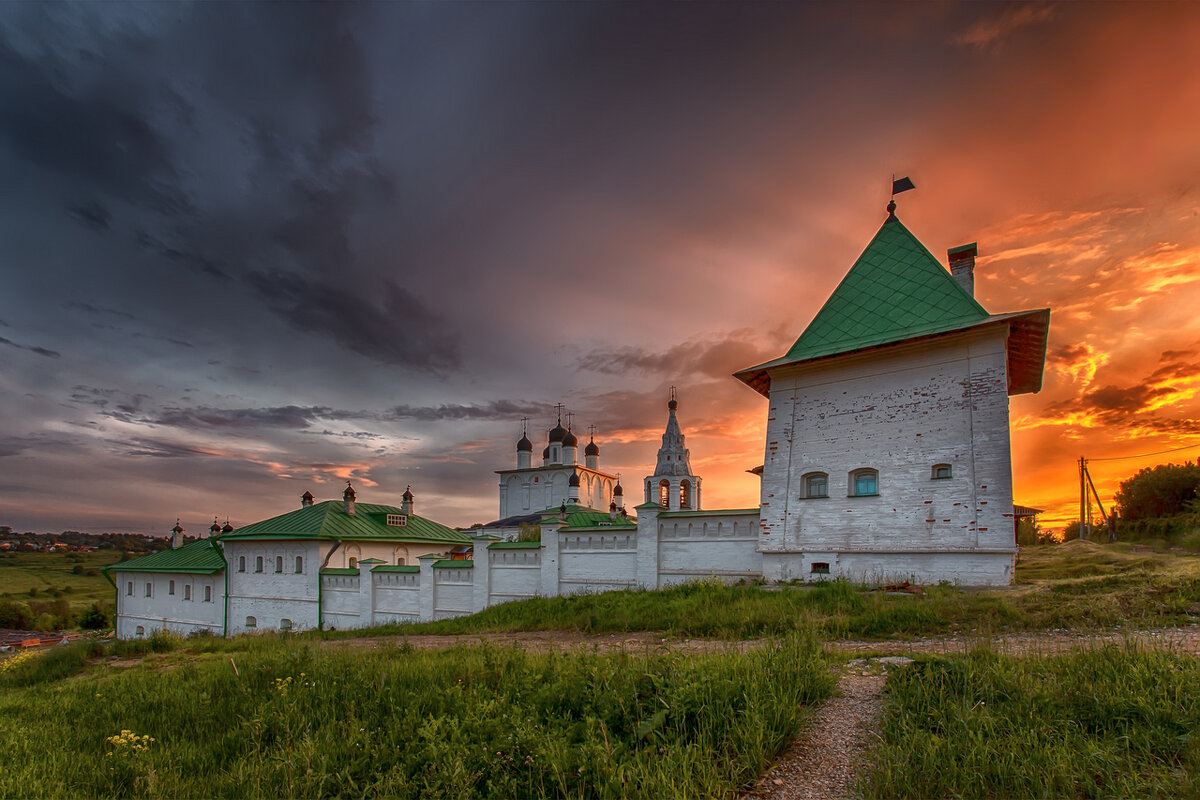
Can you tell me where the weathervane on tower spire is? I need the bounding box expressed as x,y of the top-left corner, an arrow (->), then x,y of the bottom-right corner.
888,175 -> 915,217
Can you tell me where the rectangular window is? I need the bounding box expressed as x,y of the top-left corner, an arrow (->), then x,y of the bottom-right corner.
255,556 -> 263,573
169,580 -> 175,595
386,514 -> 407,527
811,562 -> 830,575
853,472 -> 878,496
127,581 -> 133,596
204,585 -> 212,602
184,584 -> 192,601
275,555 -> 283,573
295,556 -> 303,573
238,556 -> 245,572
933,465 -> 952,480
144,582 -> 152,597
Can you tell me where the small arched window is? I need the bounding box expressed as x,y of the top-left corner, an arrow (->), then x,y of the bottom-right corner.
245,616 -> 257,629
255,556 -> 263,573
280,618 -> 293,632
659,480 -> 670,508
135,625 -> 145,637
275,555 -> 284,573
349,557 -> 358,569
803,472 -> 828,499
168,580 -> 175,595
295,556 -> 304,573
850,468 -> 879,497
680,480 -> 691,509
932,463 -> 952,480
238,556 -> 246,572
184,584 -> 192,601
204,585 -> 212,602
126,581 -> 133,596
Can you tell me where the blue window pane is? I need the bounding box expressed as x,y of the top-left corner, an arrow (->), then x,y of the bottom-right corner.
855,473 -> 877,496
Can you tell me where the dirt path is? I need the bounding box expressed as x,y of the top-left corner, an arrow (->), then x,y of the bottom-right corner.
325,623 -> 1200,657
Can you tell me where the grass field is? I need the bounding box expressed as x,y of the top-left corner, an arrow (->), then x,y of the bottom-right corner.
862,645 -> 1200,799
0,632 -> 833,799
0,551 -> 121,629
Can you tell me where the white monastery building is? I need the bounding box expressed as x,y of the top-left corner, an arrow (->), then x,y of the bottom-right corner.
108,202 -> 1048,637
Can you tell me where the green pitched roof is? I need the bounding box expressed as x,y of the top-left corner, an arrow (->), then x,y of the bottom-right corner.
218,501 -> 470,545
489,540 -> 542,550
736,215 -> 1049,396
560,510 -> 637,531
103,537 -> 226,575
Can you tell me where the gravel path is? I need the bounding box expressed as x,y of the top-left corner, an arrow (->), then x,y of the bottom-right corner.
744,670 -> 889,800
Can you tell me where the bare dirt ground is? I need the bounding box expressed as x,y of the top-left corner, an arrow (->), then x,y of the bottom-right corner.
325,623 -> 1200,658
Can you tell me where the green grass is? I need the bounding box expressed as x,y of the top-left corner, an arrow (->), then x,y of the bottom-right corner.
0,632 -> 833,799
0,551 -> 121,629
862,645 -> 1200,799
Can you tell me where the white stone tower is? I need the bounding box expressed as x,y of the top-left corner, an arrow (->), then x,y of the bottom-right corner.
643,388 -> 701,510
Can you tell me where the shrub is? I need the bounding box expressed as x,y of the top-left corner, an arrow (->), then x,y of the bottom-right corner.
79,603 -> 109,630
0,599 -> 31,630
1116,462 -> 1200,521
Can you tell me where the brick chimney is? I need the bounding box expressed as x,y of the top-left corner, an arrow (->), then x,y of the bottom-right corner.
948,242 -> 977,297
401,486 -> 414,515
343,482 -> 356,516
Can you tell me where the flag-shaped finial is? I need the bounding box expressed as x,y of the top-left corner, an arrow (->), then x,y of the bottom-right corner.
887,176 -> 915,217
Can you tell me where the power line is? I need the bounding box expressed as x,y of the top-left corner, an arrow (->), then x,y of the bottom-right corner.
1087,441 -> 1200,462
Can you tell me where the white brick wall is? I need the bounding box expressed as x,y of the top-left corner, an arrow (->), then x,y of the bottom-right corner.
757,328 -> 1016,585
114,571 -> 224,639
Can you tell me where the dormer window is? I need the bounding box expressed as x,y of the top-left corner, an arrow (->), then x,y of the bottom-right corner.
386,514 -> 408,527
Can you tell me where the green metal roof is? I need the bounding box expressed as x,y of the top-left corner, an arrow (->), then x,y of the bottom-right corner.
218,501 -> 470,545
434,559 -> 473,568
560,510 -> 637,531
489,541 -> 542,550
372,564 -> 420,573
735,214 -> 1049,396
320,567 -> 359,576
102,537 -> 226,575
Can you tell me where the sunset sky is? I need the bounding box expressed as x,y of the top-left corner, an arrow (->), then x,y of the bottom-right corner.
2,2 -> 1199,536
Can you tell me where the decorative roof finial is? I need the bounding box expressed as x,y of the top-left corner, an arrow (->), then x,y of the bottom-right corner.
889,175 -> 915,218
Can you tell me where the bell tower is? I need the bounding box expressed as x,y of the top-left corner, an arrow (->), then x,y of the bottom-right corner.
643,388 -> 701,511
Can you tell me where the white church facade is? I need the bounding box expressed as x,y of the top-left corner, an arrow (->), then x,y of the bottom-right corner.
108,204 -> 1048,638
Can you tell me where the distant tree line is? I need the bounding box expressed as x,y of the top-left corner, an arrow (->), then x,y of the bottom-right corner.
0,527 -> 170,554
1114,462 -> 1200,521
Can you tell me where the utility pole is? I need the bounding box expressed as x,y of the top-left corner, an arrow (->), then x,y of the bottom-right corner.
1079,456 -> 1087,540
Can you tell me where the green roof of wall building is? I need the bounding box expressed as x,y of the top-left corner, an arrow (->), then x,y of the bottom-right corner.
488,540 -> 542,550
735,214 -> 1049,396
218,501 -> 471,545
102,537 -> 226,575
560,510 -> 637,531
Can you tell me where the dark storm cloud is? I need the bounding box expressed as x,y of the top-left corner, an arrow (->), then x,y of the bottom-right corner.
0,335 -> 60,358
380,401 -> 558,423
67,198 -> 112,232
578,333 -> 775,380
244,270 -> 460,371
65,302 -> 135,321
141,405 -> 337,431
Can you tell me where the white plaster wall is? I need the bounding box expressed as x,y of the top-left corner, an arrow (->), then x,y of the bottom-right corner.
225,540 -> 322,634
372,572 -> 421,623
329,540 -> 448,569
488,548 -> 541,602
762,550 -> 1015,586
656,512 -> 762,586
433,566 -> 474,619
757,328 -> 1016,581
114,571 -> 224,639
557,531 -> 637,595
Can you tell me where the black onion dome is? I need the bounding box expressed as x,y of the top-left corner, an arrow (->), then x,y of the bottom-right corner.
584,439 -> 600,456
562,429 -> 578,447
668,398 -> 678,411
210,519 -> 221,533
516,433 -> 533,452
569,471 -> 580,487
542,445 -> 551,458
221,521 -> 234,533
548,422 -> 567,443
614,481 -> 623,496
